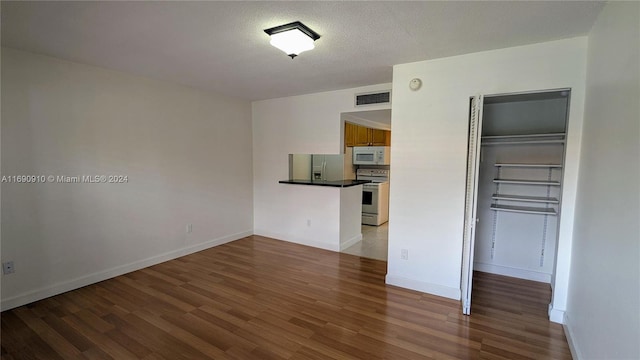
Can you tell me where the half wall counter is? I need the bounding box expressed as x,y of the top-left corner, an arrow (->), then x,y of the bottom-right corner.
276,153 -> 365,252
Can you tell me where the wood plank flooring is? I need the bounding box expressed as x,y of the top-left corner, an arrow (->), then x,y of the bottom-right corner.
1,235 -> 572,359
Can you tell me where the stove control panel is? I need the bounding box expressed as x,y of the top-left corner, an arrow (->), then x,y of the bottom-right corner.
356,169 -> 390,176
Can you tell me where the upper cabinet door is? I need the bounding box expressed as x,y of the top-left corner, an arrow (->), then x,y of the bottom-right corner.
344,122 -> 357,147
355,125 -> 371,146
370,129 -> 387,146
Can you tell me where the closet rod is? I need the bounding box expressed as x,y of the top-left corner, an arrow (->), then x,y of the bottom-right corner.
482,139 -> 565,146
494,163 -> 563,168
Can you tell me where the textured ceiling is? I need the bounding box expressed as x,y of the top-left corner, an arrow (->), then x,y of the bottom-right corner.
1,1 -> 605,101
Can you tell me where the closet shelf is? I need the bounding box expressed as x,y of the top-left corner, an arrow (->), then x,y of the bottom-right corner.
481,133 -> 566,146
482,133 -> 565,139
482,139 -> 564,146
493,179 -> 561,186
490,204 -> 557,216
492,194 -> 559,204
495,163 -> 563,168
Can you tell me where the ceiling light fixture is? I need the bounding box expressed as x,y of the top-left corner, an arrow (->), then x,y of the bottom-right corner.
264,21 -> 320,59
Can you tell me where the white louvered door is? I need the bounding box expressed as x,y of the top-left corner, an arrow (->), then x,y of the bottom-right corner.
461,95 -> 483,315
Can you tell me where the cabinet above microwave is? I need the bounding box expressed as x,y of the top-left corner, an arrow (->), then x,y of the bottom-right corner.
353,146 -> 390,165
344,122 -> 390,147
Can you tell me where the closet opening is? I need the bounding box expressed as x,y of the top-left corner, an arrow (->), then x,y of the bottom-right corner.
461,89 -> 571,317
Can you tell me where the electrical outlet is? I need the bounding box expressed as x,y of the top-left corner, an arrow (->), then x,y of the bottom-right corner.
307,219 -> 311,227
2,261 -> 15,275
186,224 -> 193,234
400,249 -> 409,260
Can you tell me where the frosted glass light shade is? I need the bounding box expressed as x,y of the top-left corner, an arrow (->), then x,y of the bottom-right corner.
269,29 -> 315,57
264,21 -> 320,59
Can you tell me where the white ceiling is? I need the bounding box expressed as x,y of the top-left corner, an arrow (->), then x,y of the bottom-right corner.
1,1 -> 605,101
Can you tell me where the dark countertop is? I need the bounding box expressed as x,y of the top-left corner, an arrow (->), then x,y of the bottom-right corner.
278,179 -> 370,188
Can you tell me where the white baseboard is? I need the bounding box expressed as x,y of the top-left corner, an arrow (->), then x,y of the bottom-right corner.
340,233 -> 363,251
0,230 -> 252,311
385,274 -> 461,300
563,313 -> 583,360
474,262 -> 551,283
253,229 -> 340,252
548,305 -> 566,324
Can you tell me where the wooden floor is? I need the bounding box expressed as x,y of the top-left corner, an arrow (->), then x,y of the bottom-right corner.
1,236 -> 572,359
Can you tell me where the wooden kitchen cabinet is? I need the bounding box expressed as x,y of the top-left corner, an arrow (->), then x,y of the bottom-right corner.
344,122 -> 357,147
345,122 -> 391,147
355,125 -> 371,146
370,128 -> 387,146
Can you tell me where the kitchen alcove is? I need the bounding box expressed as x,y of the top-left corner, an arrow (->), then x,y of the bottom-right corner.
340,109 -> 392,261
461,89 -> 570,315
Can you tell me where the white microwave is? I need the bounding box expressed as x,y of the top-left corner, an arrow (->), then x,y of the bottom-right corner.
352,146 -> 391,165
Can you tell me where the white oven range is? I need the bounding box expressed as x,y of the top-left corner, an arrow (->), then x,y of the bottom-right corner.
356,168 -> 390,226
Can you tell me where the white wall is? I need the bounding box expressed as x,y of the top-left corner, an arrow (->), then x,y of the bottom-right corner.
389,38 -> 587,305
1,48 -> 254,310
340,185 -> 363,251
252,84 -> 390,250
565,2 -> 640,359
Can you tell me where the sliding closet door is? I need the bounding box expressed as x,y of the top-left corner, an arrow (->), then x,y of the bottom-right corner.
461,95 -> 483,315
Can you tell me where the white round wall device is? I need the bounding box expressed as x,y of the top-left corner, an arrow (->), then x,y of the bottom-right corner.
409,78 -> 422,91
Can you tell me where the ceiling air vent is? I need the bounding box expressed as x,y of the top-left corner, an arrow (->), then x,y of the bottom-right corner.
355,91 -> 391,107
